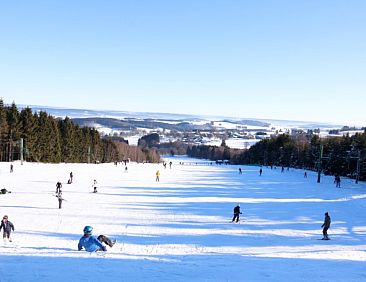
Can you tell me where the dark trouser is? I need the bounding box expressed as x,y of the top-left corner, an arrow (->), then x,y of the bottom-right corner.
58,199 -> 62,209
98,235 -> 114,247
3,231 -> 11,240
232,213 -> 240,222
323,227 -> 329,238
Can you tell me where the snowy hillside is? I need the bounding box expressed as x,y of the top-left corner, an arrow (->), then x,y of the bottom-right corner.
0,158 -> 365,282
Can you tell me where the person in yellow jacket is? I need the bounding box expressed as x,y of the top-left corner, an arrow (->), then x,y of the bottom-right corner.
156,170 -> 160,182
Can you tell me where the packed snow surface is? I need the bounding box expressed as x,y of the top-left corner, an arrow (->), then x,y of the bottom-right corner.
0,157 -> 366,282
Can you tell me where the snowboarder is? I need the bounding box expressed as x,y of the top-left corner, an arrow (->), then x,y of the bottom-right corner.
232,204 -> 242,223
56,181 -> 62,194
321,212 -> 331,240
78,226 -> 115,252
0,215 -> 14,242
93,179 -> 98,193
156,170 -> 160,182
259,168 -> 263,176
10,164 -> 13,173
69,172 -> 73,183
239,168 -> 242,174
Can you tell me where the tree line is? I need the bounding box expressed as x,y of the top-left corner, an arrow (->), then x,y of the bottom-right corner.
0,100 -> 160,163
187,132 -> 366,181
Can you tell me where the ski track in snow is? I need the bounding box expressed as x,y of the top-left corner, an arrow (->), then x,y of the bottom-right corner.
0,157 -> 366,282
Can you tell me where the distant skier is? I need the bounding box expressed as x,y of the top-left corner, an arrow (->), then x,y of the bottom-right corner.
78,226 -> 115,252
56,181 -> 62,194
321,212 -> 331,240
10,164 -> 13,173
125,166 -> 128,173
239,168 -> 242,174
0,188 -> 11,194
281,166 -> 284,173
69,172 -> 73,183
93,179 -> 98,193
0,215 -> 14,242
334,175 -> 341,188
259,168 -> 263,176
232,204 -> 242,223
169,161 -> 172,169
304,171 -> 307,178
156,170 -> 160,182
56,191 -> 64,209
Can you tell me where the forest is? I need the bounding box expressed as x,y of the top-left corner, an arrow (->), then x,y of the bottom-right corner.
0,100 -> 160,163
187,132 -> 366,181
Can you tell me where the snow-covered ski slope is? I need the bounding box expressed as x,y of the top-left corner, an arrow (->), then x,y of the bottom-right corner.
0,157 -> 366,282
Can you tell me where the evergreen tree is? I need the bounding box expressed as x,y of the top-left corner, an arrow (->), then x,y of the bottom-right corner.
0,99 -> 9,161
19,107 -> 37,161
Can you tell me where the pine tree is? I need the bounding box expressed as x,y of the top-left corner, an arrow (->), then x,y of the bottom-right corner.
19,107 -> 37,161
0,99 -> 9,161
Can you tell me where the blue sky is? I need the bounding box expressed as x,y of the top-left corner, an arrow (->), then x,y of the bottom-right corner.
0,1 -> 365,125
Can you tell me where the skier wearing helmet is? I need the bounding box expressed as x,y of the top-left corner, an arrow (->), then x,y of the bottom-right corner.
78,226 -> 115,252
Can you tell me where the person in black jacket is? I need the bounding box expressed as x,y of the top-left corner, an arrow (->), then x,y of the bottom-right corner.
232,204 -> 242,223
0,215 -> 14,242
321,212 -> 331,240
56,181 -> 62,194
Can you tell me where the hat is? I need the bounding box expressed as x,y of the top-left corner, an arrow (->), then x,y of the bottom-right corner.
325,212 -> 328,216
3,215 -> 8,219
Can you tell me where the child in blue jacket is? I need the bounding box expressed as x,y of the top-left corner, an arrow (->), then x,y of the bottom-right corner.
78,226 -> 115,252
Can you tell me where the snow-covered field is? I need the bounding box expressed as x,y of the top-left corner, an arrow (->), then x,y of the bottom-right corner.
1,157 -> 366,282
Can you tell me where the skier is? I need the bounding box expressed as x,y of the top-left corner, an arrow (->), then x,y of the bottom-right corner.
69,172 -> 73,183
334,175 -> 341,188
0,188 -> 11,194
169,161 -> 172,169
78,226 -> 115,252
156,170 -> 160,182
281,166 -> 284,173
232,204 -> 242,223
259,168 -> 263,176
321,212 -> 331,240
10,164 -> 13,173
56,191 -> 64,209
0,215 -> 14,242
93,179 -> 98,193
56,181 -> 62,194
239,168 -> 242,174
304,171 -> 307,178
125,166 -> 128,173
